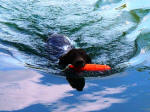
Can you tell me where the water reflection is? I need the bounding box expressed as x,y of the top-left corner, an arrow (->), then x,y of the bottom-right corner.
0,70 -> 127,112
53,86 -> 127,112
0,53 -> 128,112
0,53 -> 72,111
66,76 -> 85,91
0,70 -> 73,111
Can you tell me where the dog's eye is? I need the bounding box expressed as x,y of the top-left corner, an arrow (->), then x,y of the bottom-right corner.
79,51 -> 85,55
69,52 -> 77,56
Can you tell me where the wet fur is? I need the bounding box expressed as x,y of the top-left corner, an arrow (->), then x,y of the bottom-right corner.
47,34 -> 91,68
59,48 -> 91,68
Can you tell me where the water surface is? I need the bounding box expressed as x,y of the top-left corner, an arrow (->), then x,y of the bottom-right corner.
0,0 -> 150,112
1,0 -> 150,75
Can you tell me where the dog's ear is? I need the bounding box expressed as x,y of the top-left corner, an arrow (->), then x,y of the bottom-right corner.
59,54 -> 69,65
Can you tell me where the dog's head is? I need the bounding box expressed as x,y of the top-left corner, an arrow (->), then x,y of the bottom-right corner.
59,48 -> 91,68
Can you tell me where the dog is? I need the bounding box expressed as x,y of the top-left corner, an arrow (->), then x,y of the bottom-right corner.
46,33 -> 91,69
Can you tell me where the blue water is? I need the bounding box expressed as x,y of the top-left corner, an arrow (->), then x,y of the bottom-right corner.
0,0 -> 150,112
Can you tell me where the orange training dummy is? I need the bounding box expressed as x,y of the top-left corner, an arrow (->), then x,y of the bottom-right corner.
69,64 -> 111,72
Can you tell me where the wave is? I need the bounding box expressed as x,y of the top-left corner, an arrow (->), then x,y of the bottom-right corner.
0,0 -> 150,76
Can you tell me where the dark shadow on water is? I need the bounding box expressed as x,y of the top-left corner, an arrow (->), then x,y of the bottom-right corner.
66,76 -> 85,91
65,71 -> 85,91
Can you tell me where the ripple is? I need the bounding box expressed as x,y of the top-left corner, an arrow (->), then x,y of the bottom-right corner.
0,0 -> 150,76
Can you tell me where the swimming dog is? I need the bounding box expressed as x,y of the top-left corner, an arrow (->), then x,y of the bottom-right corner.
46,34 -> 91,68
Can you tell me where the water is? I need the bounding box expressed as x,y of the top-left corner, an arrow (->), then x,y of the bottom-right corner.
0,0 -> 150,112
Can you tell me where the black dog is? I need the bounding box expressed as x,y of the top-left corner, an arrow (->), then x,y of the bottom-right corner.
47,33 -> 91,68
